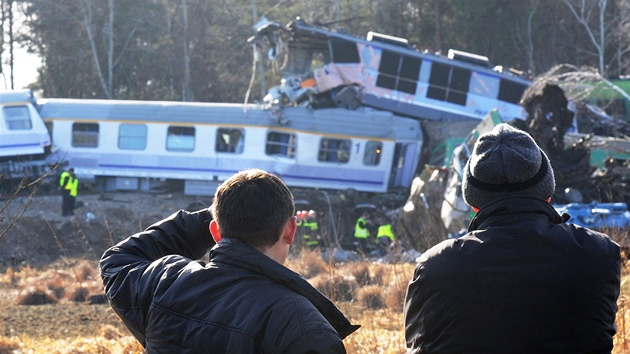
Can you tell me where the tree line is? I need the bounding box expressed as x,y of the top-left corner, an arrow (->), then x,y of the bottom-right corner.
1,0 -> 629,103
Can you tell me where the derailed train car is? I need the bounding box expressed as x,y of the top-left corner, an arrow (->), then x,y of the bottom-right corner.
39,98 -> 422,198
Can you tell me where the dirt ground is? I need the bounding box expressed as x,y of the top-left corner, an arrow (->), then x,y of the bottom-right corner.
0,191 -> 207,268
0,190 -> 209,340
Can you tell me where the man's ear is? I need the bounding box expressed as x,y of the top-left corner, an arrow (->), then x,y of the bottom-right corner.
210,220 -> 222,243
284,216 -> 297,245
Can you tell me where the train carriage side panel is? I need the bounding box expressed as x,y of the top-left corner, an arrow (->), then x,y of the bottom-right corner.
40,98 -> 423,195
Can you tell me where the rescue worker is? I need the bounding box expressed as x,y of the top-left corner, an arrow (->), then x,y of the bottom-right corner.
354,211 -> 371,255
297,210 -> 320,249
375,216 -> 395,257
301,210 -> 320,249
59,167 -> 78,216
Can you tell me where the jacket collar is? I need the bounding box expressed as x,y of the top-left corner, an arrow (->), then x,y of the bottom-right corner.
468,195 -> 570,232
209,238 -> 360,338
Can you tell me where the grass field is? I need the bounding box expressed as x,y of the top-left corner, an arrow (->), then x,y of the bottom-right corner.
0,248 -> 628,353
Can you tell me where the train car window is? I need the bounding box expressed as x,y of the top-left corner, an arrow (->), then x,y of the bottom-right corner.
3,106 -> 32,130
330,39 -> 360,63
427,62 -> 450,101
376,50 -> 420,94
498,79 -> 528,104
216,128 -> 244,153
266,131 -> 296,158
72,123 -> 99,148
427,62 -> 471,106
447,67 -> 471,105
286,42 -> 329,75
318,138 -> 350,163
118,124 -> 147,150
166,126 -> 195,152
363,141 -> 382,166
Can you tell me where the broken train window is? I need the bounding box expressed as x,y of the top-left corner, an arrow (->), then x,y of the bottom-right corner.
286,40 -> 330,75
376,50 -> 421,94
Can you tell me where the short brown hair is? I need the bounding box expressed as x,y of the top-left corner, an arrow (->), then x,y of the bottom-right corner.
210,169 -> 295,248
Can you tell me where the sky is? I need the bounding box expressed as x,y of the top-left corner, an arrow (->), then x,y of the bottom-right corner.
2,45 -> 40,91
2,9 -> 40,92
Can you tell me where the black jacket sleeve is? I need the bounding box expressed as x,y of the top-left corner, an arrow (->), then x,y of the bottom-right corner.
99,208 -> 214,344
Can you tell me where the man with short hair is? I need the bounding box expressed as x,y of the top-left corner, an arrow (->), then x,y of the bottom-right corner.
404,123 -> 620,353
100,168 -> 359,352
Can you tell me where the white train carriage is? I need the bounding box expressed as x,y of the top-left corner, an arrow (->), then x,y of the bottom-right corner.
0,90 -> 52,180
40,98 -> 422,196
0,90 -> 51,159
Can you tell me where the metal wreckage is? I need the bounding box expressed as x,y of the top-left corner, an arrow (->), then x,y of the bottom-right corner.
249,18 -> 630,259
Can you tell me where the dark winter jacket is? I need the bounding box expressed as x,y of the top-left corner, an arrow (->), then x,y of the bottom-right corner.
100,208 -> 359,353
404,196 -> 621,354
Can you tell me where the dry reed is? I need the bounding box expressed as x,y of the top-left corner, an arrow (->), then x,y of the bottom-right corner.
0,251 -> 628,353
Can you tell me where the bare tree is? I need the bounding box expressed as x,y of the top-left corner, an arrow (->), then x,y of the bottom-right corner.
513,0 -> 539,76
80,0 -> 113,98
1,0 -> 16,89
562,0 -> 610,75
181,0 -> 192,101
0,165 -> 61,240
612,0 -> 630,76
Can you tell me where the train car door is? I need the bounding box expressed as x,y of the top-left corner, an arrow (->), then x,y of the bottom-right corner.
389,142 -> 420,189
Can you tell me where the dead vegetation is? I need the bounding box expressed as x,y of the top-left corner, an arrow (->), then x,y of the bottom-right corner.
0,192 -> 628,353
0,247 -> 629,353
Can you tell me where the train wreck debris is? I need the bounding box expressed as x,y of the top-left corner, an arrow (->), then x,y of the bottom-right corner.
397,66 -> 630,252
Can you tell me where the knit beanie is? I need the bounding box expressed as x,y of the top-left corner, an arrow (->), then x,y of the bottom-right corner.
462,123 -> 555,209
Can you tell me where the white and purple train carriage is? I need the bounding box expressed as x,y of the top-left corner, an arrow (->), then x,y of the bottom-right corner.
37,97 -> 423,198
0,90 -> 52,182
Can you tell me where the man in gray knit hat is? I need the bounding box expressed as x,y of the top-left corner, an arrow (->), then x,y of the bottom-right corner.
404,123 -> 620,353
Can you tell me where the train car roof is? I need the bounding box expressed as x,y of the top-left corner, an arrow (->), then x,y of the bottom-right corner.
38,98 -> 421,141
283,18 -> 531,85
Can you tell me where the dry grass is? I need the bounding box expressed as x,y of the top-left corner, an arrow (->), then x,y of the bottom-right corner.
0,251 -> 628,353
0,326 -> 145,354
4,259 -> 103,306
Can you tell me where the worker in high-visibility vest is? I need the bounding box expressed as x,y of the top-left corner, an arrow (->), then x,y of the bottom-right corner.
376,216 -> 395,257
301,210 -> 320,249
59,168 -> 79,216
354,211 -> 371,255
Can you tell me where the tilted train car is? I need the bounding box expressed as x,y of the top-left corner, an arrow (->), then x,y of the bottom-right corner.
251,17 -> 532,166
39,97 -> 422,197
254,18 -> 532,123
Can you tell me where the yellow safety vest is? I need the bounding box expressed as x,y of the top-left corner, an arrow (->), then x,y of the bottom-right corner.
354,217 -> 369,239
60,171 -> 79,197
302,221 -> 319,246
376,224 -> 394,243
